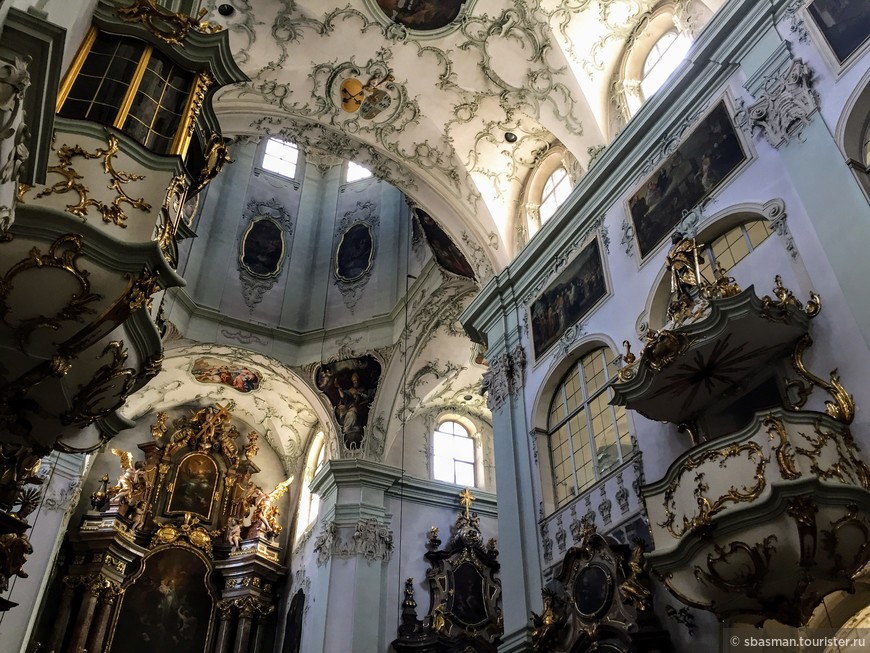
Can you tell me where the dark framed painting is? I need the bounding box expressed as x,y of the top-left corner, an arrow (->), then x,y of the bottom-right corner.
807,0 -> 870,64
448,561 -> 488,627
240,217 -> 285,278
530,238 -> 607,359
335,222 -> 374,282
167,453 -> 218,520
315,355 -> 382,450
572,563 -> 614,619
375,0 -> 467,31
414,209 -> 475,279
628,102 -> 747,258
110,547 -> 214,653
191,357 -> 260,393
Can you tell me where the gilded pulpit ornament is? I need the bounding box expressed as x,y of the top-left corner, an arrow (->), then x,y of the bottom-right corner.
117,0 -> 221,45
665,231 -> 704,323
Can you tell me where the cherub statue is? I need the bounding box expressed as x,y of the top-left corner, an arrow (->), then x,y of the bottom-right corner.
130,500 -> 149,531
108,450 -> 146,506
226,517 -> 242,551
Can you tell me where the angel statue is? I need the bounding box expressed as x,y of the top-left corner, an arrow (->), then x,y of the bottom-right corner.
251,476 -> 294,538
108,449 -> 146,507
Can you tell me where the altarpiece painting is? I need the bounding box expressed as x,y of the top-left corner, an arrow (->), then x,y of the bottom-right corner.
110,547 -> 215,653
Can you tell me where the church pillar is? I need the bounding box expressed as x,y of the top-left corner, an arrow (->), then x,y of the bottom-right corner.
305,460 -> 402,653
85,583 -> 120,653
213,600 -> 235,653
65,576 -> 104,653
461,284 -> 541,652
47,576 -> 78,653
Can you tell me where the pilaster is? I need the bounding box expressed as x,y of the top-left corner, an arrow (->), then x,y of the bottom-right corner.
305,459 -> 402,653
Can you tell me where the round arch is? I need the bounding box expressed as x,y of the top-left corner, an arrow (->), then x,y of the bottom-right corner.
835,65 -> 870,201
639,199 -> 786,331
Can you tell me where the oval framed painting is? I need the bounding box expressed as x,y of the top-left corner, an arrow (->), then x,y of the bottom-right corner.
335,221 -> 374,282
240,217 -> 285,278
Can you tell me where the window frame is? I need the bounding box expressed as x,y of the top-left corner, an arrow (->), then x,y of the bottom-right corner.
538,167 -> 572,225
56,27 -> 204,157
345,160 -> 373,183
432,419 -> 478,488
261,137 -> 300,180
547,347 -> 634,508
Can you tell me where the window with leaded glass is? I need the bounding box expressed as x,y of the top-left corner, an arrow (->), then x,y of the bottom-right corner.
548,348 -> 633,508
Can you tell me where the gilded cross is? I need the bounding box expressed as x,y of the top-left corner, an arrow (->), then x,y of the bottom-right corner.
459,488 -> 475,517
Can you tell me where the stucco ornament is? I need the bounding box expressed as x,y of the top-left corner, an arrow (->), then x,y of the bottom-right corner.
735,59 -> 819,148
480,345 -> 526,412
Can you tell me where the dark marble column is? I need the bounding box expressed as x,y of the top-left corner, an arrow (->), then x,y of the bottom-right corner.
233,597 -> 256,653
213,600 -> 235,653
47,576 -> 79,653
249,603 -> 275,653
86,583 -> 120,653
65,577 -> 104,653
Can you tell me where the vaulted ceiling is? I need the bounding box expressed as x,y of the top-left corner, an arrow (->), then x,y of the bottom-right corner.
203,0 -> 721,269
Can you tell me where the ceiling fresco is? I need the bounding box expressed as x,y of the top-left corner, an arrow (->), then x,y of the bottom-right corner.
203,0 -> 721,265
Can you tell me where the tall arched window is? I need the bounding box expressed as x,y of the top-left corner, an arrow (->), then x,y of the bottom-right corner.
640,29 -> 692,98
539,167 -> 573,224
433,420 -> 476,486
548,347 -> 633,508
295,433 -> 326,540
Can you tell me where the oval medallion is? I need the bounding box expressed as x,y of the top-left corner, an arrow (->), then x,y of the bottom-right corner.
336,222 -> 374,282
240,218 -> 284,278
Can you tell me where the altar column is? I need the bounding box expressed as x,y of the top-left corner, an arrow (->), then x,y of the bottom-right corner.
233,597 -> 255,653
65,576 -> 104,653
213,599 -> 235,653
85,583 -> 120,653
47,576 -> 79,653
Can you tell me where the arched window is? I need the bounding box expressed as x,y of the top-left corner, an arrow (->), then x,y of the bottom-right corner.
433,420 -> 476,486
295,433 -> 326,541
539,167 -> 572,224
262,137 -> 299,178
639,29 -> 692,98
548,347 -> 633,508
346,160 -> 372,182
697,220 -> 774,280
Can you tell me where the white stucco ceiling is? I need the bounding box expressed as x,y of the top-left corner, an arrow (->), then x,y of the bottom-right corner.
202,0 -> 721,265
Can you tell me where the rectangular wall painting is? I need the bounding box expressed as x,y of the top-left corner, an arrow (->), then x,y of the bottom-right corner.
530,239 -> 607,359
807,0 -> 870,64
628,102 -> 747,258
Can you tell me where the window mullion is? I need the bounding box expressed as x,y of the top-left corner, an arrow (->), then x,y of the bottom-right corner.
115,45 -> 153,130
562,374 -> 581,499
